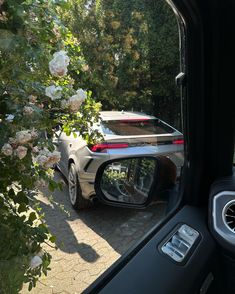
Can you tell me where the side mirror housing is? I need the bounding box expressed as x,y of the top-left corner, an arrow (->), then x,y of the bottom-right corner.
94,156 -> 177,208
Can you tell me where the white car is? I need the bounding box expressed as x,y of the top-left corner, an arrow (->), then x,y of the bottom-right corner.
54,111 -> 184,209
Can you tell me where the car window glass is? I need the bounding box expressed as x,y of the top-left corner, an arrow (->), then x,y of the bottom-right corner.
2,0 -> 184,293
101,119 -> 176,136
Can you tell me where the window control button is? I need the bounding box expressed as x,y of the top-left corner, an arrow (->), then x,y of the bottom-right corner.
171,236 -> 189,255
162,242 -> 183,262
178,225 -> 199,245
161,224 -> 199,262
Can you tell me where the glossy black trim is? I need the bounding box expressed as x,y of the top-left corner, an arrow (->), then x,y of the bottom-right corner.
84,158 -> 93,172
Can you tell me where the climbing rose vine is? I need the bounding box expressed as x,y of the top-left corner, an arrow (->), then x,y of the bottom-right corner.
0,1 -> 101,293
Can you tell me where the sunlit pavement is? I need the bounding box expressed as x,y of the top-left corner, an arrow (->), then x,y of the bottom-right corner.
21,171 -> 165,294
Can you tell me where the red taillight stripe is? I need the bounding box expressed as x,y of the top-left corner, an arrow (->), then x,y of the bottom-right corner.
90,143 -> 129,152
120,118 -> 150,122
173,139 -> 184,145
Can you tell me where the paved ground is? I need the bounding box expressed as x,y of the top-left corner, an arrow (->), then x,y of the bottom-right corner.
21,171 -> 166,294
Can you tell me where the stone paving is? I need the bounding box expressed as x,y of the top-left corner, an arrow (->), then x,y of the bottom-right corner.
21,171 -> 166,294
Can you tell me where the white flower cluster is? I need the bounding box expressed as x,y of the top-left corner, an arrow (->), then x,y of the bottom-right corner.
47,51 -> 87,113
1,129 -> 38,160
34,148 -> 61,169
5,114 -> 15,122
14,129 -> 38,145
15,130 -> 33,145
62,89 -> 87,112
15,146 -> 28,160
23,106 -> 34,116
30,255 -> 42,269
49,50 -> 70,77
1,142 -> 28,160
45,85 -> 62,101
1,143 -> 13,156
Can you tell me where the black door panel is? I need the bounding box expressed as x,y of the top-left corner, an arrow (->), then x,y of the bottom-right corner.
85,206 -> 217,294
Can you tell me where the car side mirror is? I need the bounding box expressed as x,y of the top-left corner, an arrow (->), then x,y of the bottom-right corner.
94,156 -> 177,208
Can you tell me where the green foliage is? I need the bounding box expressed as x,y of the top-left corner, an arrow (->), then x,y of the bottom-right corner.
66,0 -> 181,129
0,0 -> 100,292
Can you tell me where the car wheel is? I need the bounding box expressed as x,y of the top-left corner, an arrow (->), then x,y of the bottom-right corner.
68,163 -> 92,210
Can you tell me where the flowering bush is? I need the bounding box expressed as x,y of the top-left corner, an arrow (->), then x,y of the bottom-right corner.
0,1 -> 101,293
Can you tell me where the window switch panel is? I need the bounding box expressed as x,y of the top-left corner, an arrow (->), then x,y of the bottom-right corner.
161,224 -> 199,263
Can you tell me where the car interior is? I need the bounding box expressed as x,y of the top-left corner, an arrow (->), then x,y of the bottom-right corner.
83,0 -> 235,293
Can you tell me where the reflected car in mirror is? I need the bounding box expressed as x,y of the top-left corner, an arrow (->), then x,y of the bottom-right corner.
95,156 -> 177,208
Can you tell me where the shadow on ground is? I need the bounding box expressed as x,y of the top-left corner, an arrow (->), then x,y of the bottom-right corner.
37,171 -> 166,262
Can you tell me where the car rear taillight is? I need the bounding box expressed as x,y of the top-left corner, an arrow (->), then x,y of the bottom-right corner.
120,118 -> 150,123
173,139 -> 184,145
89,143 -> 129,152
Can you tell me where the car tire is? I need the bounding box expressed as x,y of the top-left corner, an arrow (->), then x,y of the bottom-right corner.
68,163 -> 92,210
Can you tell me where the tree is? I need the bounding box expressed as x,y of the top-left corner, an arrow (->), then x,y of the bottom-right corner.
146,0 -> 180,128
67,0 -> 181,129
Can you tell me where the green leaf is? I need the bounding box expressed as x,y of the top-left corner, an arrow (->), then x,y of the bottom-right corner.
49,235 -> 56,243
57,182 -> 63,191
29,212 -> 37,223
16,191 -> 29,205
42,268 -> 47,276
28,282 -> 33,291
8,188 -> 15,198
18,203 -> 27,213
48,181 -> 55,192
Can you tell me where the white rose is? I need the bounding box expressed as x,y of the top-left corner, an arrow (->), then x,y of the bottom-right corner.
45,85 -> 62,101
16,146 -> 28,160
68,89 -> 86,112
23,106 -> 34,116
76,89 -> 87,101
39,148 -> 50,156
32,146 -> 39,153
48,150 -> 61,164
5,114 -> 15,122
49,50 -> 70,77
35,154 -> 48,166
35,148 -> 61,168
44,151 -> 61,168
1,143 -> 13,156
68,95 -> 82,112
28,95 -> 37,104
30,255 -> 42,269
8,137 -> 17,146
15,130 -> 32,144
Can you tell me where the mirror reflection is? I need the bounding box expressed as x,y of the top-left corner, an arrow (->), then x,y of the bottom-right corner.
100,157 -> 157,204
